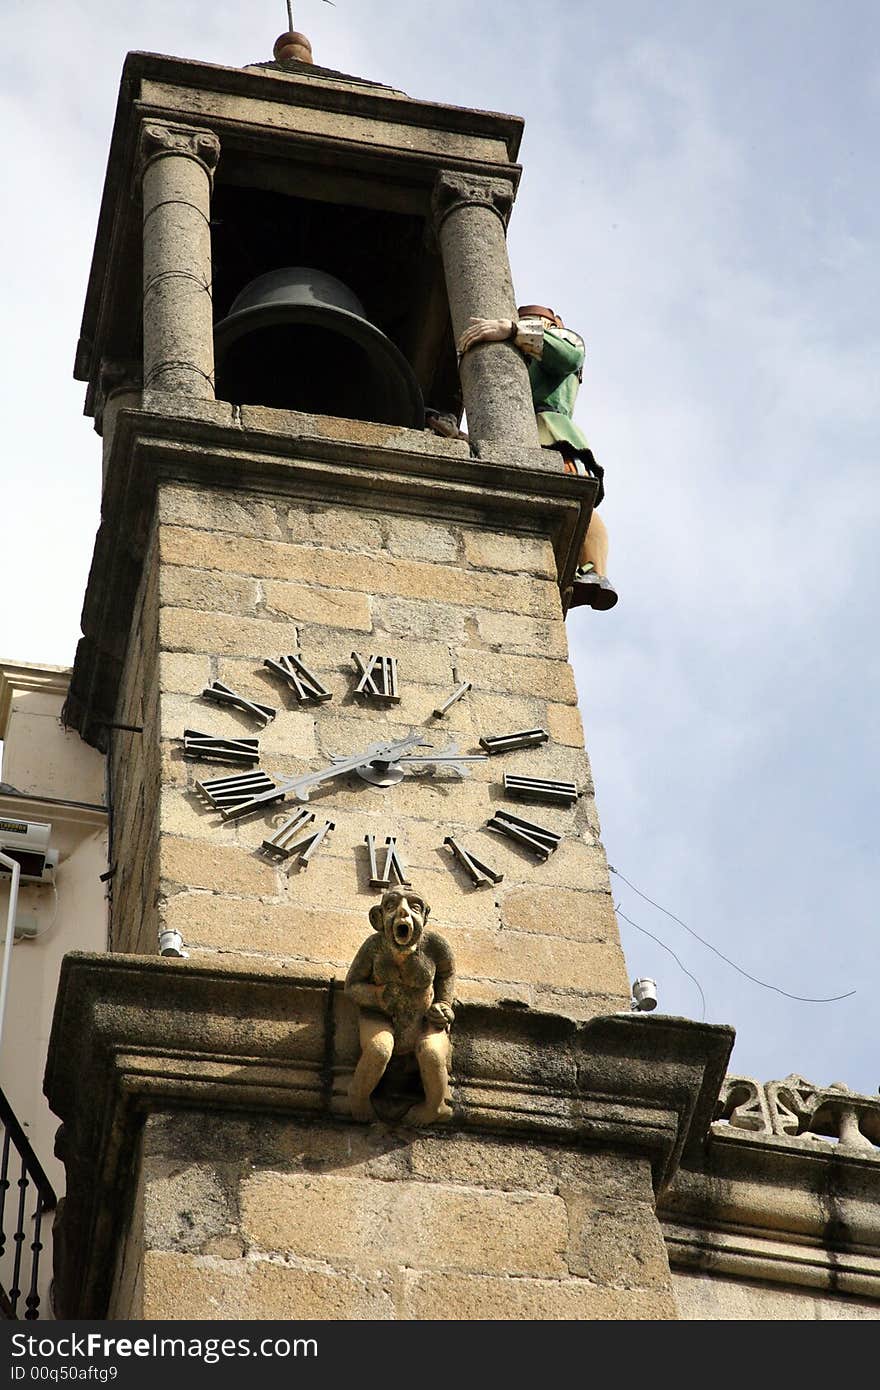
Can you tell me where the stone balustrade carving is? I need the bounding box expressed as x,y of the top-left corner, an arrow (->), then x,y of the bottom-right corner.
713,1073 -> 880,1154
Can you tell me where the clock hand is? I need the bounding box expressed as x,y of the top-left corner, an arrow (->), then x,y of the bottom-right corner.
346,737 -> 489,787
396,744 -> 488,779
283,731 -> 428,802
198,732 -> 434,820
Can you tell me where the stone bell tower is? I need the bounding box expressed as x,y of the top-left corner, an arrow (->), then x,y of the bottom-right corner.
46,32 -> 731,1320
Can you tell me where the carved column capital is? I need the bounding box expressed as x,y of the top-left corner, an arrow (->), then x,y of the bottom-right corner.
137,121 -> 221,185
94,357 -> 142,434
431,170 -> 515,231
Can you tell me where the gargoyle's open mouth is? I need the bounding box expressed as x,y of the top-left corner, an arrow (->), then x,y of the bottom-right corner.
393,921 -> 413,946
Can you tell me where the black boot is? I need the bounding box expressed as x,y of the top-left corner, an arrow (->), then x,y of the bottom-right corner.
569,568 -> 619,611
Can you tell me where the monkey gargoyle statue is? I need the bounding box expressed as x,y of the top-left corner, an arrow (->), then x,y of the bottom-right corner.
345,886 -> 456,1126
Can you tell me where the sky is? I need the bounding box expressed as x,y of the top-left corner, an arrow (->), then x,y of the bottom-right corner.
1,1 -> 877,1095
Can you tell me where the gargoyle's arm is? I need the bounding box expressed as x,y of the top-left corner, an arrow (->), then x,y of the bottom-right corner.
427,932 -> 456,1008
344,938 -> 385,1012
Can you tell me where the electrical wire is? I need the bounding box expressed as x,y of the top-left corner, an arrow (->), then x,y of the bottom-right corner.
616,905 -> 707,1021
13,881 -> 60,941
609,865 -> 856,1003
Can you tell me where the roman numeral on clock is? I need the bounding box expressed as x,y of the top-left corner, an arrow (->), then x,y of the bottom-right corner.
352,653 -> 400,702
479,728 -> 550,755
261,810 -> 335,867
503,773 -> 580,806
486,809 -> 562,860
433,681 -> 472,719
365,834 -> 410,888
443,836 -> 504,888
182,730 -> 260,765
264,654 -> 332,704
201,680 -> 276,726
196,770 -> 288,820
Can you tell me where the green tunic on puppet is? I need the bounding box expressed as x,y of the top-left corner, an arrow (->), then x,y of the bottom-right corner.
526,326 -> 605,502
454,305 -> 618,612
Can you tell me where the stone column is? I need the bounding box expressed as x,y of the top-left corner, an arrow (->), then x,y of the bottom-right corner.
138,122 -> 220,398
432,170 -> 539,451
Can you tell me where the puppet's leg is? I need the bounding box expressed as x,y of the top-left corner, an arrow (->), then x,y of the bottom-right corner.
349,1016 -> 395,1121
406,1029 -> 453,1126
572,511 -> 618,609
579,509 -> 609,576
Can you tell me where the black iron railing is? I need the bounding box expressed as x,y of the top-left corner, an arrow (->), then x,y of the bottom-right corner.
0,1089 -> 57,1320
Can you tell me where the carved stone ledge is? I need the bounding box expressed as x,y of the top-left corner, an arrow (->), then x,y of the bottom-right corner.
44,952 -> 733,1318
136,121 -> 221,184
662,1082 -> 880,1299
431,170 -> 516,230
663,1220 -> 880,1300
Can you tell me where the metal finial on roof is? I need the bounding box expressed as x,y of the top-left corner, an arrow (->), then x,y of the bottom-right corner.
285,1 -> 335,28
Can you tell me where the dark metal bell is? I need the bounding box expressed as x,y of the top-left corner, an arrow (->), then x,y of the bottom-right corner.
214,267 -> 424,428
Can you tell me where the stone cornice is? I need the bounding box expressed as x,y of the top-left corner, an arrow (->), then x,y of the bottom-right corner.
660,1126 -> 880,1299
44,951 -> 733,1318
663,1218 -> 880,1300
0,662 -> 71,738
62,399 -> 596,751
0,792 -> 107,830
125,50 -> 525,158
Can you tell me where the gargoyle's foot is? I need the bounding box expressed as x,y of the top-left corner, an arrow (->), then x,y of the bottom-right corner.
349,1092 -> 377,1123
404,1100 -> 453,1127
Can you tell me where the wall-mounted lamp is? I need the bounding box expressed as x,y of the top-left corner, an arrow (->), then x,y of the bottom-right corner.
631,977 -> 658,1012
158,929 -> 189,960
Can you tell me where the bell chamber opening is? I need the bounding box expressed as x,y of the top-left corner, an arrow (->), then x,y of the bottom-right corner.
209,187 -> 449,430
214,267 -> 425,428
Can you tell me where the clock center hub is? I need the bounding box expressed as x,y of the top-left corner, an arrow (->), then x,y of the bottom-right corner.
357,759 -> 407,788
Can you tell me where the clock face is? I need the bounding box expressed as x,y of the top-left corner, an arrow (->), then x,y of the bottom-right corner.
180,649 -> 580,891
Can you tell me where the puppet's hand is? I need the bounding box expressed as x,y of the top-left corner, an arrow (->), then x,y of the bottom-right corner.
457,317 -> 515,354
425,1002 -> 455,1029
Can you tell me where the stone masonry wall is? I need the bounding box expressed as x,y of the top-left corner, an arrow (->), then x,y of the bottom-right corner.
110,521 -> 161,952
108,1113 -> 676,1320
152,480 -> 630,1019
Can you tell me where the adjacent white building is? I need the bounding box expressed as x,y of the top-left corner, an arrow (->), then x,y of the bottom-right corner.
0,660 -> 108,1318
